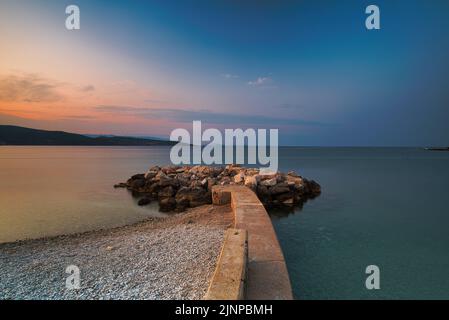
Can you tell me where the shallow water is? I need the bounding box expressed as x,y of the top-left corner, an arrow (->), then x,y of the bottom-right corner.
1,146 -> 448,299
270,147 -> 449,299
0,146 -> 172,243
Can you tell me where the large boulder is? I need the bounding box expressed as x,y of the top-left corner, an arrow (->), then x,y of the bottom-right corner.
269,182 -> 290,195
159,174 -> 179,188
159,197 -> 176,212
128,178 -> 146,189
308,180 -> 321,195
220,176 -> 231,185
175,186 -> 211,209
260,177 -> 277,187
234,172 -> 245,184
144,166 -> 161,179
158,186 -> 175,198
244,175 -> 258,190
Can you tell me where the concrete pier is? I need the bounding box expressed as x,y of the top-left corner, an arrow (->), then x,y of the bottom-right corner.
207,185 -> 293,300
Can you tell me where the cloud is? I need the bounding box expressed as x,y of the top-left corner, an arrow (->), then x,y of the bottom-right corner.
247,77 -> 273,87
0,74 -> 63,103
80,85 -> 95,92
93,105 -> 325,127
221,73 -> 239,79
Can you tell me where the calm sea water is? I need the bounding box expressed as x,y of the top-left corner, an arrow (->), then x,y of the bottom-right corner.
0,147 -> 171,243
271,147 -> 449,300
1,146 -> 448,299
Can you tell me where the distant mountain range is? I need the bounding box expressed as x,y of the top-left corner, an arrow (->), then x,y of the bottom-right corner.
0,125 -> 176,146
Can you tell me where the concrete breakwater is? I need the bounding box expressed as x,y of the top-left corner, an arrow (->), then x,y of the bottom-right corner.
115,165 -> 321,213
206,185 -> 293,300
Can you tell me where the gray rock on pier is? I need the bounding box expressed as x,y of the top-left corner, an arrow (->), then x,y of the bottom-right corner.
115,165 -> 321,212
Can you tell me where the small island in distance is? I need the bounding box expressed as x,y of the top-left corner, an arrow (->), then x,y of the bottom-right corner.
425,147 -> 449,151
0,125 -> 176,146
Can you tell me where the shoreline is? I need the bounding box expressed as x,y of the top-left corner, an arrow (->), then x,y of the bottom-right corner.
0,204 -> 233,300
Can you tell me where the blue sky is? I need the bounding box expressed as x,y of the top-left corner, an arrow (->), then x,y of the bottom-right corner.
1,0 -> 449,146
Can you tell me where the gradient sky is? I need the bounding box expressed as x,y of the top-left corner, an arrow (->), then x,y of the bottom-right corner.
1,0 -> 448,146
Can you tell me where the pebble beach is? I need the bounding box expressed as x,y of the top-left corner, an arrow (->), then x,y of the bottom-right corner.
0,204 -> 233,300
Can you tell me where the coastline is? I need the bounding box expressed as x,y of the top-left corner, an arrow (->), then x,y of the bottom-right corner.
0,204 -> 233,300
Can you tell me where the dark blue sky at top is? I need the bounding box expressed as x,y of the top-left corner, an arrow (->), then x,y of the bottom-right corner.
6,0 -> 449,146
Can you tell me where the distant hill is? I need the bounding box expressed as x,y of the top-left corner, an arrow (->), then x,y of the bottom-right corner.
0,125 -> 176,146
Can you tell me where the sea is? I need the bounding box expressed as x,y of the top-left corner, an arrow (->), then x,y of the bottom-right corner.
1,146 -> 448,299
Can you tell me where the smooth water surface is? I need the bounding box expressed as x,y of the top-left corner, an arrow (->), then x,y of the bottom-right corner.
0,146 -> 173,243
271,147 -> 449,299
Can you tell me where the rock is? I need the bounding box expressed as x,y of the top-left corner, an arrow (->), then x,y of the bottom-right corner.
158,186 -> 175,198
144,171 -> 157,179
256,184 -> 270,203
246,168 -> 260,176
129,178 -> 146,189
276,174 -> 286,183
175,186 -> 211,208
130,173 -> 145,180
190,180 -> 203,188
220,176 -> 231,185
244,175 -> 258,190
174,187 -> 191,210
153,171 -> 166,181
137,196 -> 152,206
189,165 -> 211,175
206,178 -> 217,191
275,191 -> 294,202
269,182 -> 290,195
234,172 -> 245,184
287,171 -> 299,177
145,182 -> 161,194
113,183 -> 127,188
308,180 -> 321,195
117,165 -> 320,212
163,166 -> 179,174
210,167 -> 223,177
260,177 -> 277,187
159,174 -> 179,188
159,197 -> 176,212
293,183 -> 306,195
177,174 -> 191,187
225,164 -> 242,176
189,188 -> 211,207
257,173 -> 277,181
286,175 -> 304,185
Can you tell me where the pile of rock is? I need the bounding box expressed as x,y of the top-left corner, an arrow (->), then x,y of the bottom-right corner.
115,165 -> 321,212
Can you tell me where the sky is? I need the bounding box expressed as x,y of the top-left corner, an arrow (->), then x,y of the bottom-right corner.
0,0 -> 448,146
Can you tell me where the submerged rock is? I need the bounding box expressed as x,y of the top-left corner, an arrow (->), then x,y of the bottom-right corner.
116,165 -> 321,212
137,196 -> 152,206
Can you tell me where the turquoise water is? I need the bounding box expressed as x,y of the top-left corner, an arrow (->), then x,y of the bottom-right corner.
1,146 -> 448,299
270,147 -> 449,299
